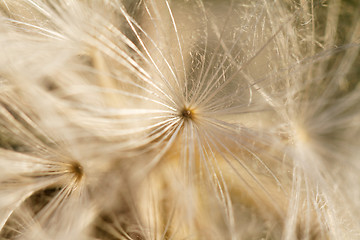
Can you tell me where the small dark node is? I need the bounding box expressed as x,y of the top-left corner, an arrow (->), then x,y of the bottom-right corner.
70,162 -> 84,181
41,77 -> 58,91
181,109 -> 193,119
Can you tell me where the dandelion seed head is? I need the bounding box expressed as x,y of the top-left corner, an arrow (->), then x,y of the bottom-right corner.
0,0 -> 359,239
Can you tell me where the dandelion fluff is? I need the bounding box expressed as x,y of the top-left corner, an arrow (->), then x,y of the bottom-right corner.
0,0 -> 359,239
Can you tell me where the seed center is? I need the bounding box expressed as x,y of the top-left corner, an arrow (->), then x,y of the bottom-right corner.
181,109 -> 193,119
69,162 -> 84,182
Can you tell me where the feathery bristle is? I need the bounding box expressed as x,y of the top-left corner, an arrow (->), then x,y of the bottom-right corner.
0,0 -> 359,239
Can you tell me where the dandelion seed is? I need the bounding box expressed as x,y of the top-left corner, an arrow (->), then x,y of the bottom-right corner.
0,0 -> 360,239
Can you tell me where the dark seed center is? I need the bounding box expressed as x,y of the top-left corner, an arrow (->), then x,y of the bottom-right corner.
70,162 -> 84,181
181,109 -> 192,119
